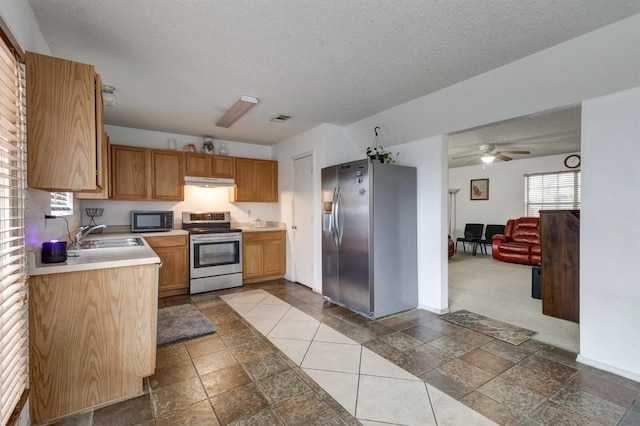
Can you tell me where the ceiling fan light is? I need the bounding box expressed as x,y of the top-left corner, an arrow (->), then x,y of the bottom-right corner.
481,155 -> 495,164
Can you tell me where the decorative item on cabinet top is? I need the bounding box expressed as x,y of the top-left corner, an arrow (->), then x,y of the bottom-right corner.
202,137 -> 215,154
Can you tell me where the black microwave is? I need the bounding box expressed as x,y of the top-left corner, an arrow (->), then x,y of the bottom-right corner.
131,210 -> 174,232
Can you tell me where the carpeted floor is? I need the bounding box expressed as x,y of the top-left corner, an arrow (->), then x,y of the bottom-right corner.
156,304 -> 216,346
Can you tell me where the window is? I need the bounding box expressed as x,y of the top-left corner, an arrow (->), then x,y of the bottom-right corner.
524,170 -> 581,217
0,25 -> 28,426
50,191 -> 73,216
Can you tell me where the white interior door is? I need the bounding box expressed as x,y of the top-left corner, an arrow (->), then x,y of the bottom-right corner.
292,154 -> 314,287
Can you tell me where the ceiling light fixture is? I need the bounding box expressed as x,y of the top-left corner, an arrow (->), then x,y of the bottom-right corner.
102,84 -> 116,107
481,154 -> 495,170
215,96 -> 258,128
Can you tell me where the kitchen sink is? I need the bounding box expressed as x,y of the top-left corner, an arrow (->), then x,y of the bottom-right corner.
76,238 -> 144,249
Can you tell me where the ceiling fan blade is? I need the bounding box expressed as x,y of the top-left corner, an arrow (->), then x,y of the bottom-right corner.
464,156 -> 480,164
496,154 -> 512,161
452,153 -> 481,160
496,150 -> 530,155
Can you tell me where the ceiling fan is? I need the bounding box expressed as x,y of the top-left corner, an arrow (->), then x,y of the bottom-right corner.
452,144 -> 531,164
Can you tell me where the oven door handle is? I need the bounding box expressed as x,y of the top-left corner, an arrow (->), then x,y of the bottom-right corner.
191,235 -> 241,243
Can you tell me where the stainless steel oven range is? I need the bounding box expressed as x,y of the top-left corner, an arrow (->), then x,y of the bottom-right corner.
182,211 -> 242,294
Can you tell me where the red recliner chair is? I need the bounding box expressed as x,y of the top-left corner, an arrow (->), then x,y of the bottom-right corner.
491,217 -> 540,265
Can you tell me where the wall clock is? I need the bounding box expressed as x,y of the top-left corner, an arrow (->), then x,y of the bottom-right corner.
564,154 -> 581,169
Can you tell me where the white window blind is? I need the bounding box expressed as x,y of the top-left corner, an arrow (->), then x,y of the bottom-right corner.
0,31 -> 28,426
524,170 -> 581,217
50,191 -> 73,216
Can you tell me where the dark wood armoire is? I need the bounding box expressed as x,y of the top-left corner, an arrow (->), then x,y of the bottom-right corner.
539,210 -> 580,322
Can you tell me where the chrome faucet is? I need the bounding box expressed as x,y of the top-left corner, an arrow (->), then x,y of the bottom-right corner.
74,224 -> 107,247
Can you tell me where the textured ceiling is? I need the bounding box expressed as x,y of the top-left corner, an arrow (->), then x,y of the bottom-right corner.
27,1 -> 639,148
448,106 -> 582,168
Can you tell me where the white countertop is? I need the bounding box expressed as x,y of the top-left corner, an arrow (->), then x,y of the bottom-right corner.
28,232 -> 166,276
232,221 -> 287,232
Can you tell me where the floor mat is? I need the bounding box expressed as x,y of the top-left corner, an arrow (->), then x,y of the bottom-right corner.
441,309 -> 536,345
156,304 -> 215,346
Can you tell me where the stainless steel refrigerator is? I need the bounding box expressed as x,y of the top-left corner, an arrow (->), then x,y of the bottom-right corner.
322,159 -> 417,319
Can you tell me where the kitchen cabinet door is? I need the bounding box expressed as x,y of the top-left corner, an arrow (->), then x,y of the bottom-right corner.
231,157 -> 278,202
151,150 -> 184,200
263,238 -> 285,276
212,155 -> 235,179
110,145 -> 149,199
26,52 -> 102,192
77,132 -> 110,199
146,235 -> 189,297
185,153 -> 235,179
242,240 -> 264,279
185,153 -> 212,177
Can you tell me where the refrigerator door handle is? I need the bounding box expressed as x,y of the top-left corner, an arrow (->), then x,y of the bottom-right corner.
331,187 -> 339,247
335,187 -> 344,245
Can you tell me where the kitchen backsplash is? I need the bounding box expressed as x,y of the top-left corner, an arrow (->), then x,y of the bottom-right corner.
80,185 -> 277,228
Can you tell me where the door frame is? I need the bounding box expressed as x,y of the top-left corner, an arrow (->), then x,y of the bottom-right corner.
291,151 -> 316,289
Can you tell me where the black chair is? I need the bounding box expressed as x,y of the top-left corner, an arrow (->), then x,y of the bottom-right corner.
476,224 -> 506,255
456,224 -> 484,254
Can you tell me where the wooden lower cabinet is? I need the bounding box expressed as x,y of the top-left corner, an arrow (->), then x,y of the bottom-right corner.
146,235 -> 189,297
29,264 -> 156,424
242,231 -> 285,283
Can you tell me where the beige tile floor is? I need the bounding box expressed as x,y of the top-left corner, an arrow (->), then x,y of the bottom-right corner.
222,289 -> 497,425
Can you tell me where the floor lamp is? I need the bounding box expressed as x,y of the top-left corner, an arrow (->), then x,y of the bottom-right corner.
448,188 -> 460,236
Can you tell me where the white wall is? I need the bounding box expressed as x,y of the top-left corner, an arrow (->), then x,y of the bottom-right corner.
448,152 -> 581,239
82,125 -> 277,227
391,136 -> 449,313
578,87 -> 640,381
104,125 -> 274,159
0,0 -> 50,55
273,123 -> 361,288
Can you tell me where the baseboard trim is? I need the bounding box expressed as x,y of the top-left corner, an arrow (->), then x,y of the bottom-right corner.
419,304 -> 450,315
576,354 -> 640,382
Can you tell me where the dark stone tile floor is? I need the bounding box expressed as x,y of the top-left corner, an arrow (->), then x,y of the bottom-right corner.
50,279 -> 640,426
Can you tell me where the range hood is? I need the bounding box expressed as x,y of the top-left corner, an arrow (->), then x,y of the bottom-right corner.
184,176 -> 236,188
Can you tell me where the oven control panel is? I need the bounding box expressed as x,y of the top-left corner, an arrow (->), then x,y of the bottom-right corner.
182,211 -> 230,224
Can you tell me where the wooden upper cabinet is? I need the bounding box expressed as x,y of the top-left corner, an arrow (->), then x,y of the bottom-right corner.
151,149 -> 184,200
185,153 -> 235,179
26,52 -> 102,192
110,145 -> 149,200
231,157 -> 278,202
76,132 -> 110,200
110,145 -> 184,201
185,153 -> 212,177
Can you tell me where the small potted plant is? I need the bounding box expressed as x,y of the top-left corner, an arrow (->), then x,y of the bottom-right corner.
366,126 -> 398,163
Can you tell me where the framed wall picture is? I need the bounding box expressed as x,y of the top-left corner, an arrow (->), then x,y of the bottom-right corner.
470,178 -> 489,200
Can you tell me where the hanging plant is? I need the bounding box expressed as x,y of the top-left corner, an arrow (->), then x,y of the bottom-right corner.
366,126 -> 398,164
